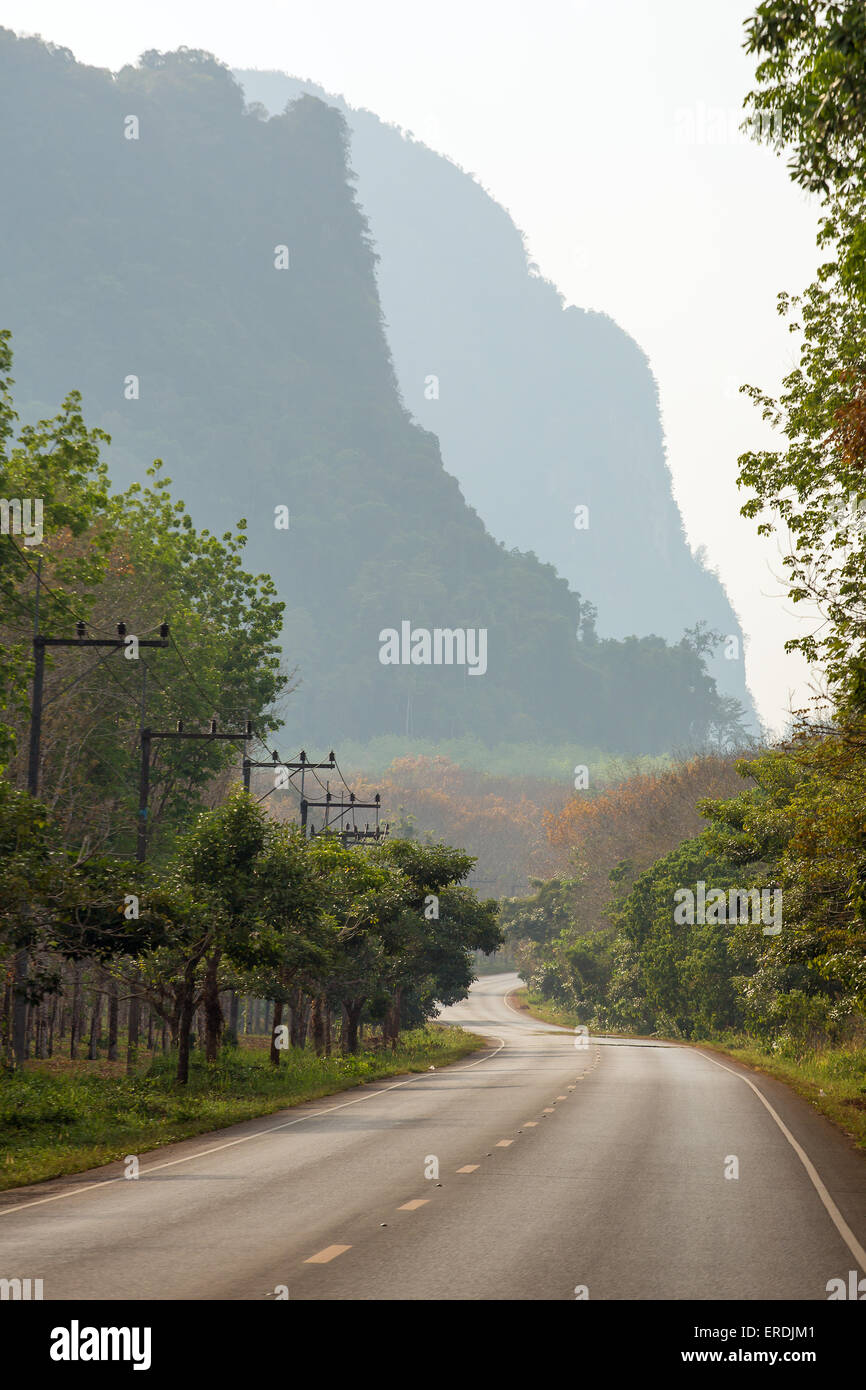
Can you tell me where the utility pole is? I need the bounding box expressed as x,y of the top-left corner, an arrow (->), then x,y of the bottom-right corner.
27,621 -> 170,797
14,613 -> 169,1068
12,562 -> 43,1065
26,558 -> 44,796
301,790 -> 386,841
136,728 -> 152,866
242,748 -> 335,794
242,749 -> 388,841
137,719 -> 253,862
126,664 -> 149,1075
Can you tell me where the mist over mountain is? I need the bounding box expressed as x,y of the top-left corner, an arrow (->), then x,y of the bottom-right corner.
0,32 -> 748,753
236,69 -> 752,717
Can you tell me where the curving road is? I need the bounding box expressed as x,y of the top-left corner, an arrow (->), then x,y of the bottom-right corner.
2,972 -> 866,1300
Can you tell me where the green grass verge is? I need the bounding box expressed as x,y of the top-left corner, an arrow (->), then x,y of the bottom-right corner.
512,988 -> 866,1153
0,1025 -> 483,1191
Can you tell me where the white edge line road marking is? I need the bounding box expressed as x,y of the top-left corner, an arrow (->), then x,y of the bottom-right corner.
0,1035 -> 507,1218
701,1050 -> 866,1274
474,990 -> 864,1278
502,990 -> 524,1018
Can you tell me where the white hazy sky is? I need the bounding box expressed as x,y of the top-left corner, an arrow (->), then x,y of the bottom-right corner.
2,0 -> 824,730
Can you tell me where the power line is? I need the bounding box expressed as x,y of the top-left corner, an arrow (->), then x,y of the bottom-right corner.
168,633 -> 220,714
4,535 -> 119,635
245,748 -> 334,804
137,718 -> 252,861
41,653 -> 117,708
138,655 -> 184,708
88,644 -> 156,712
241,747 -> 383,844
27,616 -> 170,795
307,764 -> 329,795
331,753 -> 357,797
0,579 -> 42,628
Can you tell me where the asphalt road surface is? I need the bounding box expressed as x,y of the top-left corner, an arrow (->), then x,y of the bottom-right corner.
2,972 -> 866,1300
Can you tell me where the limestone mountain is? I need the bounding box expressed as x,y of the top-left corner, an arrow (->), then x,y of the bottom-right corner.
0,31 -> 747,753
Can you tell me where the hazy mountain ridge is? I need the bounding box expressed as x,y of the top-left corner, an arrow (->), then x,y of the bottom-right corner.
236,68 -> 752,716
0,31 -> 746,752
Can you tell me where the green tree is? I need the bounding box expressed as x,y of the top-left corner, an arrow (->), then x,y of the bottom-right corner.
175,790 -> 271,1071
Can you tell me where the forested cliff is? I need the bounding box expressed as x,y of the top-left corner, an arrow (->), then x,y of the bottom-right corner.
0,32 -> 747,752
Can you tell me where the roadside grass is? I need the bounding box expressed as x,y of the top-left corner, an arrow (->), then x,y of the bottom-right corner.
0,1025 -> 483,1191
512,987 -> 866,1153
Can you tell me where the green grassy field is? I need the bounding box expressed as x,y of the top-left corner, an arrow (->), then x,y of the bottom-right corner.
512,987 -> 866,1152
0,1025 -> 482,1191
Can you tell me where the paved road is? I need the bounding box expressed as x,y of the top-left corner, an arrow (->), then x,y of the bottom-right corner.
2,972 -> 866,1300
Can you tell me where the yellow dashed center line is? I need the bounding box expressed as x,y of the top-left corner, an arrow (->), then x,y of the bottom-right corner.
305,1244 -> 351,1264
297,1040 -> 592,1271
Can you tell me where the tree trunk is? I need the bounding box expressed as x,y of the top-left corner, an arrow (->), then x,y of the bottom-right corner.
11,948 -> 28,1068
58,963 -> 69,1041
126,979 -> 140,1076
384,988 -> 402,1051
289,988 -> 310,1048
228,990 -> 240,1040
107,978 -> 118,1061
203,951 -> 223,1062
169,994 -> 181,1047
176,961 -> 200,1085
88,984 -> 102,1060
69,965 -> 81,1060
269,1000 -> 284,1067
310,995 -> 325,1057
1,967 -> 13,1070
341,999 -> 364,1055
176,999 -> 195,1085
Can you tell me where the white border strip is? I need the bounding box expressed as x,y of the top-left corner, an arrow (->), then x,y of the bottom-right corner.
701,1050 -> 866,1274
